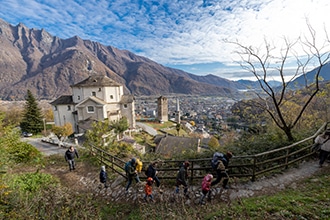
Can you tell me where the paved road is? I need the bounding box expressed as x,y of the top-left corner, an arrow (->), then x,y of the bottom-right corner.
136,122 -> 158,136
22,137 -> 67,156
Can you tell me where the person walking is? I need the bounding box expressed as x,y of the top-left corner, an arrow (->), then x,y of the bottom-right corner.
211,151 -> 232,189
64,146 -> 79,171
199,173 -> 213,205
145,161 -> 161,188
175,161 -> 190,196
99,165 -> 108,188
144,177 -> 154,202
125,158 -> 141,191
315,129 -> 330,167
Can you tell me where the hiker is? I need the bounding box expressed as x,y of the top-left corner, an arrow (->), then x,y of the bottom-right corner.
144,177 -> 154,202
315,129 -> 330,167
99,165 -> 108,188
64,146 -> 79,171
211,151 -> 233,189
175,161 -> 190,196
199,174 -> 213,205
145,161 -> 160,188
125,157 -> 141,191
136,158 -> 143,174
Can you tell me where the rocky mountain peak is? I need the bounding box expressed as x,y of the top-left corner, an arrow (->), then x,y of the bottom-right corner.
0,19 -> 242,101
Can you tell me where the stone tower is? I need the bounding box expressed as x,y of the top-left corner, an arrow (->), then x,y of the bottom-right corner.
175,97 -> 181,123
157,96 -> 168,122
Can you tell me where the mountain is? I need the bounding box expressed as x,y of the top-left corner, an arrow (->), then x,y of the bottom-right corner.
236,79 -> 282,90
288,62 -> 330,89
0,18 -> 244,101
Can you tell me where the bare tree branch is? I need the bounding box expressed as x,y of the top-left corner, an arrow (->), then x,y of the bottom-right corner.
227,23 -> 330,141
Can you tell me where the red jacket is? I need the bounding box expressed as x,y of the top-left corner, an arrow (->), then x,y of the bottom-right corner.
202,174 -> 213,191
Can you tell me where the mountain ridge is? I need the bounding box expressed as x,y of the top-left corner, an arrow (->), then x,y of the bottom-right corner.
0,18 -> 244,100
1,18 -> 328,101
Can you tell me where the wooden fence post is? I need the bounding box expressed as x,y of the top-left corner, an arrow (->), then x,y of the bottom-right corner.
190,161 -> 194,182
285,149 -> 289,169
252,156 -> 257,182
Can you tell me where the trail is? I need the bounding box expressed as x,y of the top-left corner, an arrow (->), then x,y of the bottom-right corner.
27,136 -> 326,203
42,156 -> 325,204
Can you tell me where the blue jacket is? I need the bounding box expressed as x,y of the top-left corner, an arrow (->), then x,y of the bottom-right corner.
100,170 -> 107,183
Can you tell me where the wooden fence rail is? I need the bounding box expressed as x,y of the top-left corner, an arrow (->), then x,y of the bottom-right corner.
88,122 -> 328,184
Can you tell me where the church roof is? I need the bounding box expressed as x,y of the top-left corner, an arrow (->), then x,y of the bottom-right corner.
71,75 -> 122,87
49,95 -> 74,105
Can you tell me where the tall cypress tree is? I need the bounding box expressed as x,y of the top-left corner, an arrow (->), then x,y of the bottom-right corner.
20,90 -> 43,134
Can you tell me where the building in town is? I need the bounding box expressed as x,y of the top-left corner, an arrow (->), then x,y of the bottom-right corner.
50,75 -> 135,133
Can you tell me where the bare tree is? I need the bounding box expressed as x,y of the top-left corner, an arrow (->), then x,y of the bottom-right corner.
229,23 -> 330,141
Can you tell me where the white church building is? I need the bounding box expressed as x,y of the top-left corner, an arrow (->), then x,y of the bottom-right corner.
50,75 -> 136,134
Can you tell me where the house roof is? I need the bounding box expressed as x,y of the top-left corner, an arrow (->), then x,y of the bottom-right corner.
77,117 -> 98,132
75,96 -> 107,108
155,135 -> 200,157
49,95 -> 74,105
71,75 -> 122,87
120,94 -> 135,103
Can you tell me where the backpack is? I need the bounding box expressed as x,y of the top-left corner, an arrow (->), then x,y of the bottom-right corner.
124,161 -> 131,172
211,152 -> 224,170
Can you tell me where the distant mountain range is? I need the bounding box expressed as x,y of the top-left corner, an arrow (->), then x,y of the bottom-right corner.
0,18 -> 328,101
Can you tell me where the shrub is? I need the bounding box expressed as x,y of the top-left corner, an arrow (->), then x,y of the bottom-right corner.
10,172 -> 59,193
6,142 -> 43,164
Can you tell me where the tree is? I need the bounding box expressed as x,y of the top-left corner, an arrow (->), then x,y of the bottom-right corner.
111,117 -> 129,140
176,123 -> 181,136
20,90 -> 43,134
230,23 -> 330,141
52,122 -> 73,147
208,136 -> 220,151
85,120 -> 114,148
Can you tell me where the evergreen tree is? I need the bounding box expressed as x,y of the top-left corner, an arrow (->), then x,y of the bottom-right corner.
20,90 -> 43,134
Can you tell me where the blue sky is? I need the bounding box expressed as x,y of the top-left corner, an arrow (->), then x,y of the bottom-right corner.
1,0 -> 330,81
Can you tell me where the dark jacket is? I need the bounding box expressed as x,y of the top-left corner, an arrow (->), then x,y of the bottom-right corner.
127,161 -> 137,177
65,148 -> 79,161
146,164 -> 157,178
100,170 -> 107,183
176,165 -> 188,186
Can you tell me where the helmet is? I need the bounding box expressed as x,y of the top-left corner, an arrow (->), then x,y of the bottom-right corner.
184,161 -> 190,168
147,177 -> 153,183
131,157 -> 136,164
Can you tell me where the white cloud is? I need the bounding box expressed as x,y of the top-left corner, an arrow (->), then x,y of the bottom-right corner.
0,0 -> 330,80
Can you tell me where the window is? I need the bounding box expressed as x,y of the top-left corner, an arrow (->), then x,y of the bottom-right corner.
110,95 -> 114,99
78,95 -> 80,100
123,104 -> 128,109
92,91 -> 96,96
87,106 -> 94,113
98,88 -> 102,92
67,105 -> 71,111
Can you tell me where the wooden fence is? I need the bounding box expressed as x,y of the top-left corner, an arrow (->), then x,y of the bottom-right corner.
89,122 -> 328,184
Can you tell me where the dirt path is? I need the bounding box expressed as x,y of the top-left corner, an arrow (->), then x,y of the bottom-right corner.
228,158 -> 323,200
42,155 -> 325,204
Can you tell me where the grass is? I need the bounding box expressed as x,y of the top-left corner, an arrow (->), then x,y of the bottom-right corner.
141,121 -> 188,136
2,141 -> 330,219
2,159 -> 330,219
113,168 -> 330,220
202,170 -> 330,219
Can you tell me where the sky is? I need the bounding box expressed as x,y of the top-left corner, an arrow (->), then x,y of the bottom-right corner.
1,0 -> 330,81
